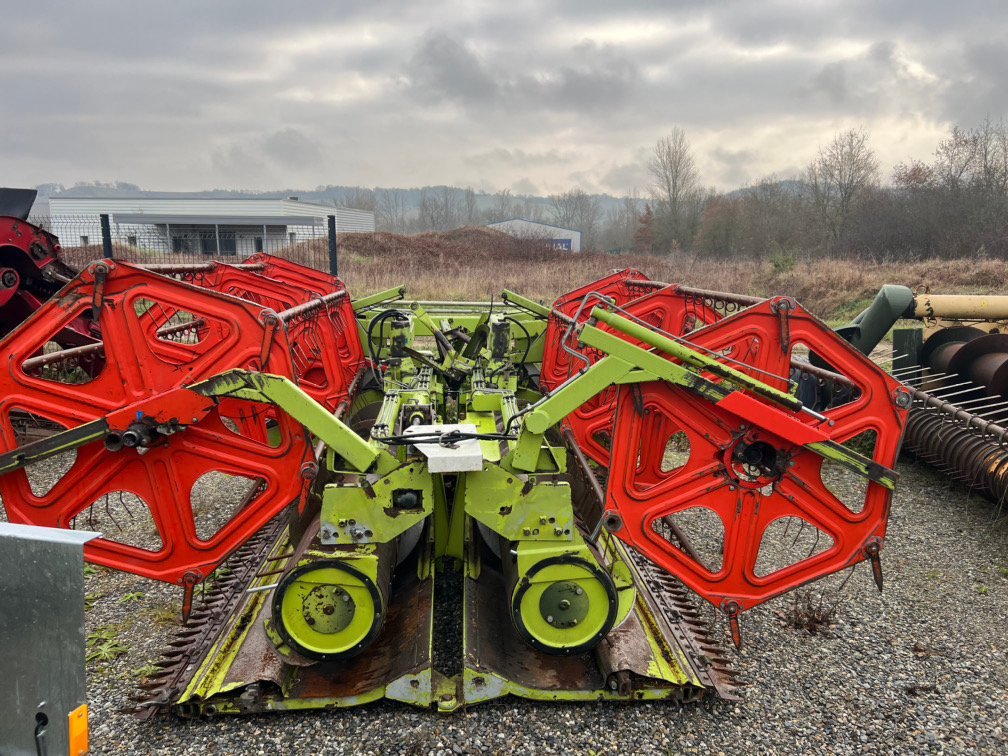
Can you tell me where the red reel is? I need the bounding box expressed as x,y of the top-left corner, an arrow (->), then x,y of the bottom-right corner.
0,262 -> 316,584
541,273 -> 722,466
603,298 -> 908,613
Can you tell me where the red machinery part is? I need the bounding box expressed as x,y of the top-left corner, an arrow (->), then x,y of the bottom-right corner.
602,297 -> 908,616
148,256 -> 365,413
0,215 -> 78,336
541,271 -> 722,466
0,267 -> 20,307
0,260 -> 361,584
540,269 -> 651,391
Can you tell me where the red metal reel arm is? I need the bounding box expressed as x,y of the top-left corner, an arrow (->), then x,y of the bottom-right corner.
599,299 -> 908,624
0,262 -> 317,584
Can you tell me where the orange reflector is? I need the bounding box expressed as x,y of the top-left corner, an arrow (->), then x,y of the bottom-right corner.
68,703 -> 89,756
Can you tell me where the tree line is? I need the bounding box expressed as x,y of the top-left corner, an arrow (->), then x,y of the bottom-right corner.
47,119 -> 1007,260
340,118 -> 1008,261
673,119 -> 1008,261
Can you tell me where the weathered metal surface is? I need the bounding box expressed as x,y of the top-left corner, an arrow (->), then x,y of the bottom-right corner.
0,523 -> 99,754
133,517 -> 289,718
912,292 -> 1008,323
585,300 -> 908,617
0,263 -> 915,717
900,322 -> 1008,506
0,208 -> 78,337
167,537 -> 435,715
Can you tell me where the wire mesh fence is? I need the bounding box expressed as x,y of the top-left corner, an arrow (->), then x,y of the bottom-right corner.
28,213 -> 333,272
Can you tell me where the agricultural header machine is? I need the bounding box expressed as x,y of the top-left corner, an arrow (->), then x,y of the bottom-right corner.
0,188 -> 76,338
0,247 -> 925,716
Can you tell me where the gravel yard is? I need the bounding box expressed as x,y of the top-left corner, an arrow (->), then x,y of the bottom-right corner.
5,457 -> 1008,755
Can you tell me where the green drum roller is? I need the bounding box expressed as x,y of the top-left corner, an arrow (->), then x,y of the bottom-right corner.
271,548 -> 392,661
509,553 -> 619,656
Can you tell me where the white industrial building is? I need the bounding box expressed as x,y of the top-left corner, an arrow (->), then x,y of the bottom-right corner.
47,195 -> 374,255
486,218 -> 581,252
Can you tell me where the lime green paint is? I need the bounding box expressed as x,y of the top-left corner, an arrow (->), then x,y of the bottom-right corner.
592,306 -> 804,411
277,563 -> 380,657
0,418 -> 108,475
464,463 -> 574,541
577,325 -> 895,486
809,439 -> 897,489
578,326 -> 730,402
195,370 -> 384,473
523,356 -> 635,434
445,474 -> 468,561
432,476 -> 452,560
515,556 -> 611,650
352,285 -> 406,312
322,463 -> 434,545
501,289 -> 552,318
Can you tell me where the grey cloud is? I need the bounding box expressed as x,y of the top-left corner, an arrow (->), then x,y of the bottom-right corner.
403,33 -> 639,116
465,148 -> 578,169
408,32 -> 499,104
210,144 -> 271,184
262,129 -> 324,168
709,147 -> 759,187
939,40 -> 1008,123
543,42 -> 640,110
1,2 -> 1005,192
510,177 -> 541,195
600,161 -> 651,193
806,40 -> 946,117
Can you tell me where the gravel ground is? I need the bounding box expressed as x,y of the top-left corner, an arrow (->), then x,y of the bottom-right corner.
4,457 -> 1008,755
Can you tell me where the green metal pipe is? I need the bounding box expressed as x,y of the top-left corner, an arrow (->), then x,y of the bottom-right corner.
836,285 -> 914,355
590,306 -> 802,412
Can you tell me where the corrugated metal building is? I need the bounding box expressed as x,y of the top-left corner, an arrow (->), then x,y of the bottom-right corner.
48,195 -> 374,255
486,218 -> 581,252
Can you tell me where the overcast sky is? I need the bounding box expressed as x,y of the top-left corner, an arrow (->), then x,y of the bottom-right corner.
3,1 -> 1006,195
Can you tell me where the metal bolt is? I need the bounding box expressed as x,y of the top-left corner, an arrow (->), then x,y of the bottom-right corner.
575,587 -> 583,595
559,599 -> 571,610
546,615 -> 554,624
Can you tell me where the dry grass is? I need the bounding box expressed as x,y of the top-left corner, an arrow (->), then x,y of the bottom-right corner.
329,228 -> 1008,319
64,226 -> 1008,320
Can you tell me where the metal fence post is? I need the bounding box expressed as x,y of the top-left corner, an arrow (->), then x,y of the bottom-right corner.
100,213 -> 114,259
327,214 -> 338,276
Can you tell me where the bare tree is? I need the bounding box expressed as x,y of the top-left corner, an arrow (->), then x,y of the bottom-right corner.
462,187 -> 479,225
647,129 -> 702,251
419,186 -> 461,231
649,129 -> 698,215
600,190 -> 642,251
806,127 -> 879,241
375,188 -> 409,233
340,186 -> 375,212
487,189 -> 516,223
932,126 -> 978,190
549,188 -> 602,250
515,195 -> 548,223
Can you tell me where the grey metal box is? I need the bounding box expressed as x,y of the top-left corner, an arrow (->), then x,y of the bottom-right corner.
0,523 -> 98,756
